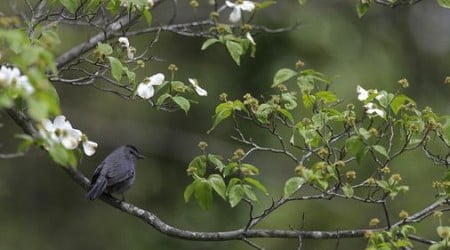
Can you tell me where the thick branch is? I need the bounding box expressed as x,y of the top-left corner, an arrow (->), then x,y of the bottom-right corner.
6,108 -> 376,241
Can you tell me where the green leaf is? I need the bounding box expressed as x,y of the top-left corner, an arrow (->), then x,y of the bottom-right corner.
60,0 -> 79,14
97,42 -> 113,56
356,2 -> 370,18
48,144 -> 77,168
27,92 -> 60,121
125,69 -> 136,84
208,174 -> 227,200
243,185 -> 258,202
16,134 -> 34,153
208,154 -> 225,171
225,40 -> 243,65
223,162 -> 239,177
155,93 -> 171,106
283,177 -> 305,198
441,117 -> 450,145
342,183 -> 354,198
390,94 -> 415,115
184,182 -> 195,203
345,135 -> 367,163
437,0 -> 450,8
302,93 -> 316,109
298,0 -> 307,5
272,68 -> 297,87
201,38 -> 220,50
240,163 -> 259,175
142,9 -> 152,25
188,155 -> 207,176
255,103 -> 273,124
228,184 -> 245,207
40,30 -> 61,47
244,177 -> 268,194
315,91 -> 338,103
171,96 -> 190,114
281,92 -> 297,110
297,75 -> 314,93
208,102 -> 233,133
278,108 -> 294,123
194,179 -> 212,210
373,145 -> 389,159
107,56 -> 123,82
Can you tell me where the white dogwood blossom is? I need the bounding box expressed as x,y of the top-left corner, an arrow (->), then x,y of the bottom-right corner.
0,66 -> 34,95
188,78 -> 208,96
40,115 -> 97,155
136,73 -> 165,99
82,139 -> 98,156
41,116 -> 82,150
225,0 -> 255,23
118,37 -> 134,59
356,85 -> 382,101
118,37 -> 130,48
364,102 -> 385,118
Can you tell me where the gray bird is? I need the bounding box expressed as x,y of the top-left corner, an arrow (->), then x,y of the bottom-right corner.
86,145 -> 144,200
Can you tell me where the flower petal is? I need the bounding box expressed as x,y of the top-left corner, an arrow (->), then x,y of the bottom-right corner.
42,119 -> 55,133
225,1 -> 236,7
246,32 -> 256,45
356,85 -> 368,101
61,136 -> 79,150
53,116 -> 71,130
149,73 -> 165,86
195,86 -> 208,96
137,83 -> 155,99
127,48 -> 134,59
83,140 -> 98,156
240,1 -> 255,11
16,75 -> 34,95
68,128 -> 82,141
118,37 -> 130,48
229,7 -> 242,23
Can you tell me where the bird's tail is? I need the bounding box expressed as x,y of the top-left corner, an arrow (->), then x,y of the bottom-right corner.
86,176 -> 108,200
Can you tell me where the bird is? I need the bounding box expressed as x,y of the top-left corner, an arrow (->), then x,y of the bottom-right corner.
86,145 -> 145,201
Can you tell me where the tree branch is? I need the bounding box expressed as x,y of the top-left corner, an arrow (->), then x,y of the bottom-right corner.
6,107 -> 378,241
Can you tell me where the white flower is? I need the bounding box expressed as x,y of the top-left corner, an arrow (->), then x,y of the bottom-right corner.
82,140 -> 98,156
136,73 -> 165,99
246,32 -> 256,45
364,102 -> 385,118
126,48 -> 135,59
147,0 -> 154,8
226,1 -> 255,23
118,37 -> 130,48
16,75 -> 34,95
0,66 -> 20,86
41,115 -> 82,150
0,66 -> 34,95
356,85 -> 371,101
357,85 -> 383,102
188,78 -> 208,96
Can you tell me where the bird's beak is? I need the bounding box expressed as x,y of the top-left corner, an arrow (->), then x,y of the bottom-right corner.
137,153 -> 146,159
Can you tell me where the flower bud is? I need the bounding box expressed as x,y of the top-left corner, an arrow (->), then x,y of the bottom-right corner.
399,210 -> 409,219
369,218 -> 380,227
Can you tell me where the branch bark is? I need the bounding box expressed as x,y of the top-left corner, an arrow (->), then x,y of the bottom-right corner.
6,107 -> 376,242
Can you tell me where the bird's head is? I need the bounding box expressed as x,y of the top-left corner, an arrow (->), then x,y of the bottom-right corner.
124,145 -> 145,159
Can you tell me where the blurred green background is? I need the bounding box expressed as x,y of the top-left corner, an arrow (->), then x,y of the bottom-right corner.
1,1 -> 450,249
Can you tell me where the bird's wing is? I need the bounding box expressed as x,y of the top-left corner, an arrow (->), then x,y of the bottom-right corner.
90,162 -> 104,184
103,160 -> 134,184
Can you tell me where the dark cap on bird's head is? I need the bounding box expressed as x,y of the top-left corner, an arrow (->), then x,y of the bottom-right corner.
124,144 -> 145,159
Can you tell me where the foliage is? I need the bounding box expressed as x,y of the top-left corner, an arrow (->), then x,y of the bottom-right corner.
1,0 -> 449,249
